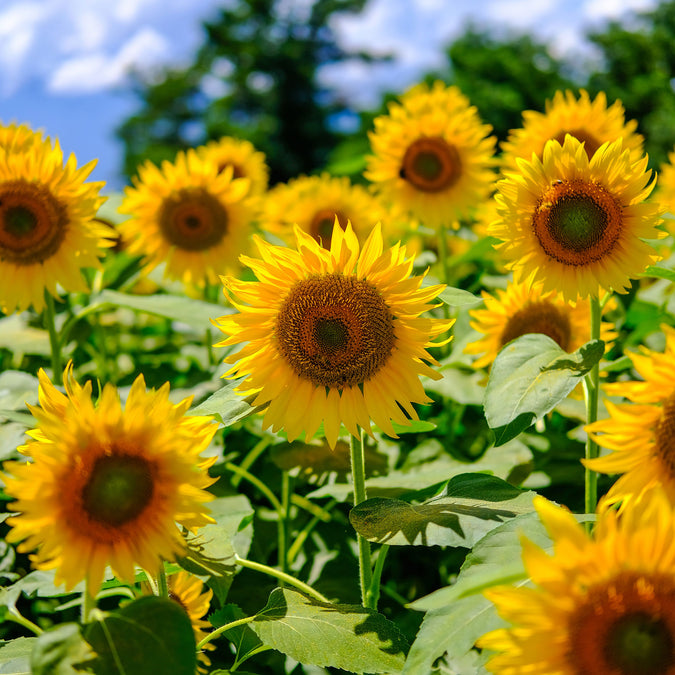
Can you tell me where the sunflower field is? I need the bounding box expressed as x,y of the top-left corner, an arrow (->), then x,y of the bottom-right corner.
1,79 -> 675,675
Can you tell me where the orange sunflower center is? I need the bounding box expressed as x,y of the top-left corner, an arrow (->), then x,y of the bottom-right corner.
309,209 -> 348,248
0,180 -> 68,265
567,571 -> 675,675
533,178 -> 623,266
500,301 -> 572,350
400,137 -> 462,193
552,129 -> 602,159
654,392 -> 675,477
79,452 -> 155,529
159,188 -> 228,251
275,273 -> 395,389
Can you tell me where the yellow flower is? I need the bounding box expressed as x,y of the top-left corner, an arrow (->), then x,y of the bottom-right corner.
0,133 -> 111,314
490,135 -> 663,302
119,149 -> 256,287
500,89 -> 645,174
479,491 -> 675,675
3,364 -> 218,597
365,81 -> 497,228
196,136 -> 269,196
214,222 -> 453,448
260,172 -> 388,248
655,146 -> 675,218
585,325 -> 675,509
466,280 -> 617,369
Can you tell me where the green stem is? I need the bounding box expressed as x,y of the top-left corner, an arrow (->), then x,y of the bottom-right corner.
278,471 -> 293,575
368,544 -> 389,610
287,498 -> 338,565
233,555 -> 330,603
197,614 -> 257,650
224,461 -> 283,514
7,609 -> 43,636
43,291 -> 62,377
349,431 -> 374,609
230,438 -> 271,489
156,563 -> 169,598
584,295 -> 602,516
436,223 -> 452,323
81,588 -> 96,624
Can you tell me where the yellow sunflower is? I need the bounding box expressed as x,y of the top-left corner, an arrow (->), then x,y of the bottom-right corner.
214,222 -> 453,448
119,148 -> 256,287
584,324 -> 675,508
466,280 -> 617,370
260,173 -> 389,248
0,121 -> 43,152
478,490 -> 675,675
365,81 -> 497,228
3,363 -> 218,597
490,134 -> 663,302
500,89 -> 645,174
196,136 -> 269,196
655,146 -> 675,219
143,570 -> 215,671
0,134 -> 111,314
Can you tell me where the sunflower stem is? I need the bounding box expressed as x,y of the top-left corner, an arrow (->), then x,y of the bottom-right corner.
436,223 -> 452,319
156,563 -> 169,599
278,470 -> 293,576
224,461 -> 284,514
81,589 -> 96,624
368,544 -> 389,610
43,291 -> 62,377
584,294 -> 603,516
197,613 -> 257,650
7,609 -> 43,636
349,430 -> 375,609
233,555 -> 330,603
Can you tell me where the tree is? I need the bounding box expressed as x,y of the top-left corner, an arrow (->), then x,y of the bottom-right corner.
116,0 -> 376,184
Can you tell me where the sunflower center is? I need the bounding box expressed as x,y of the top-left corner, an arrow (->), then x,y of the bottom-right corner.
275,273 -> 395,389
0,180 -> 68,264
309,209 -> 348,248
568,571 -> 675,675
400,137 -> 462,193
533,179 -> 623,266
654,392 -> 675,477
499,301 -> 572,351
552,129 -> 602,159
158,188 -> 228,251
82,454 -> 154,527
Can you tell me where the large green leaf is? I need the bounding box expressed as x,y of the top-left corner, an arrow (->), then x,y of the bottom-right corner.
484,334 -> 604,445
438,287 -> 482,307
84,596 -> 196,675
0,637 -> 35,675
30,624 -> 94,675
349,474 -> 536,547
189,380 -> 259,427
249,588 -> 408,673
88,289 -> 230,334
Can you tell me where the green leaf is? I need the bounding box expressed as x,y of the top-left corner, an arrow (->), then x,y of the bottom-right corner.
88,289 -> 230,334
438,287 -> 482,307
209,604 -> 264,667
641,264 -> 675,283
249,588 -> 408,673
189,380 -> 259,427
0,637 -> 35,675
0,316 -> 50,357
30,624 -> 94,675
84,596 -> 196,675
391,419 -> 436,434
484,335 -> 604,445
349,474 -> 535,547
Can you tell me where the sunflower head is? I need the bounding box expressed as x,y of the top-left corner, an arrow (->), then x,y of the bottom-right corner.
214,221 -> 453,448
365,81 -> 497,228
3,363 -> 218,596
0,134 -> 111,313
490,134 -> 664,301
500,89 -> 645,174
479,489 -> 675,675
119,148 -> 257,287
655,146 -> 675,223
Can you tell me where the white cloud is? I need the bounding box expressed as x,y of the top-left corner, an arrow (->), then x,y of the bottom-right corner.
582,0 -> 657,21
48,28 -> 169,93
485,0 -> 558,28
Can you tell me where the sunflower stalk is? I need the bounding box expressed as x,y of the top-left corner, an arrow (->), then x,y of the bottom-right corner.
279,470 -> 293,575
583,294 -> 603,515
156,563 -> 169,598
43,291 -> 62,377
349,430 -> 375,609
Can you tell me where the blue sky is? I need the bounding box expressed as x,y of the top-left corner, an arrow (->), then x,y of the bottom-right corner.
0,0 -> 657,191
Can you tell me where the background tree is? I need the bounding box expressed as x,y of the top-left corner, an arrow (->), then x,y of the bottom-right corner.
117,0 -> 378,185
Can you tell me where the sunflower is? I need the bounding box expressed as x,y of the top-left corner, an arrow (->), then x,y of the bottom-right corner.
365,81 -> 497,228
260,173 -> 389,248
214,222 -> 453,448
490,134 -> 663,302
196,136 -> 269,196
584,325 -> 675,508
3,363 -> 218,597
500,89 -> 645,174
0,134 -> 111,314
466,280 -> 617,369
655,146 -> 675,219
143,570 -> 215,671
119,148 -> 256,287
478,490 -> 675,675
